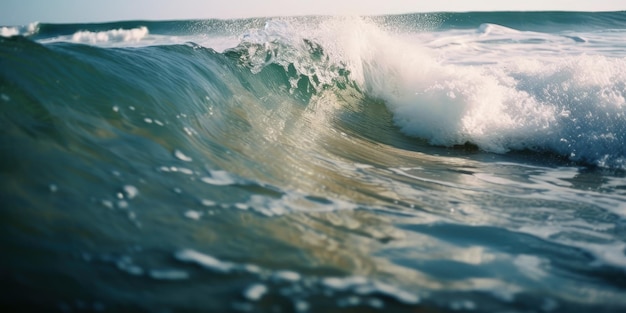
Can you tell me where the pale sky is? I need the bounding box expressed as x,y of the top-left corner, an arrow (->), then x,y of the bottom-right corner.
1,0 -> 625,25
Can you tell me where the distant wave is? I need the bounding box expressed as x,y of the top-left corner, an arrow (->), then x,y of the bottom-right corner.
70,26 -> 148,44
4,11 -> 624,41
0,22 -> 39,37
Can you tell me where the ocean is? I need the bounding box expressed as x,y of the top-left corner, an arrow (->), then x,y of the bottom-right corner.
1,11 -> 626,312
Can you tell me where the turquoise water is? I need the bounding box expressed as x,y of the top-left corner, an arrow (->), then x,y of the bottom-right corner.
2,11 -> 626,312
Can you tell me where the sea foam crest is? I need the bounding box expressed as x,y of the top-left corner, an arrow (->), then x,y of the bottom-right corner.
0,26 -> 19,37
0,22 -> 39,37
477,23 -> 519,36
71,26 -> 148,44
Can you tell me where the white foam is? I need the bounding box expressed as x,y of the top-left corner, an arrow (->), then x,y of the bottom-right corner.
184,210 -> 202,220
314,18 -> 626,168
122,185 -> 139,199
273,270 -> 301,282
174,249 -> 236,273
477,23 -> 520,36
322,276 -> 368,290
322,276 -> 420,304
172,247 -> 420,307
200,170 -> 237,186
200,199 -> 217,206
0,26 -> 19,37
0,22 -> 38,37
329,21 -> 544,152
235,192 -> 357,217
173,149 -> 193,162
70,26 -> 148,44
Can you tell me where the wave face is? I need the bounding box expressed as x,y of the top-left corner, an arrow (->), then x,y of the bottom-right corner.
2,11 -> 626,312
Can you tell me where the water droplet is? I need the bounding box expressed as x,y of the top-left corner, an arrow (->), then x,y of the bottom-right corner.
235,203 -> 248,210
243,283 -> 268,301
183,127 -> 195,136
174,149 -> 192,162
184,210 -> 202,220
177,167 -> 194,175
117,260 -> 143,276
201,199 -> 216,206
200,170 -> 236,185
273,270 -> 301,282
123,185 -> 139,199
294,300 -> 309,312
117,200 -> 129,209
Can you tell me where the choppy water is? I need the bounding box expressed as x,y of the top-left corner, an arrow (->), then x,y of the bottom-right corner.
2,11 -> 626,312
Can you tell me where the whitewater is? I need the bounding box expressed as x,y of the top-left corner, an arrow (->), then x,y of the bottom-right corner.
1,11 -> 626,312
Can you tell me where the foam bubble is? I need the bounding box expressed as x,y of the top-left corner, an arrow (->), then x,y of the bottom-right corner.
184,210 -> 202,220
322,276 -> 420,304
234,192 -> 357,217
122,185 -> 139,199
201,170 -> 237,186
0,26 -> 19,37
200,199 -> 217,206
273,270 -> 301,282
174,249 -> 236,273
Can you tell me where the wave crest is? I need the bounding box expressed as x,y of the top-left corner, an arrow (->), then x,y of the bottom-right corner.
226,17 -> 626,168
227,19 -> 351,94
